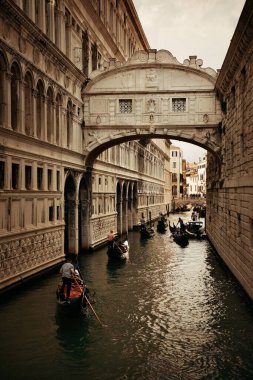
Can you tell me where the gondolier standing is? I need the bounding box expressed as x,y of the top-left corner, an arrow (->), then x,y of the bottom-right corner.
60,257 -> 75,303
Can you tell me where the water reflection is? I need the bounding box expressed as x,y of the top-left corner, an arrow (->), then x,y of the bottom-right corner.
55,308 -> 90,359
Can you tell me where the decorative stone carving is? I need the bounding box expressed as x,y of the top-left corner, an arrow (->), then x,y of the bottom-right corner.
0,229 -> 63,281
33,47 -> 40,64
18,36 -> 26,54
145,69 -> 158,87
203,114 -> 209,123
147,99 -> 156,113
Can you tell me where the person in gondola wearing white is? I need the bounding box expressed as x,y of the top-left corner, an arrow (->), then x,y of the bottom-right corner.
60,257 -> 75,303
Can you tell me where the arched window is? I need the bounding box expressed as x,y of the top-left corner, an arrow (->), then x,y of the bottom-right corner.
66,100 -> 72,148
10,63 -> 21,131
0,51 -> 7,127
24,72 -> 33,136
56,93 -> 61,145
47,87 -> 54,143
36,80 -> 44,139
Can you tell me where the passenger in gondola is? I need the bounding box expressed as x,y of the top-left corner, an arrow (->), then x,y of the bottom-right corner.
122,235 -> 129,249
59,256 -> 75,303
107,230 -> 115,249
140,215 -> 146,226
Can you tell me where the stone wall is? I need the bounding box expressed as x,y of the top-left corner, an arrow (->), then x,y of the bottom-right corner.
206,0 -> 253,300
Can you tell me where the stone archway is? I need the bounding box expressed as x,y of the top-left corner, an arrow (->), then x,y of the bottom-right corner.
79,176 -> 90,251
82,49 -> 222,169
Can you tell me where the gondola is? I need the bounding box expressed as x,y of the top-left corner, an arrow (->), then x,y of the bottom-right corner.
172,229 -> 189,246
157,219 -> 168,232
107,240 -> 129,261
184,220 -> 206,239
140,225 -> 155,239
56,270 -> 90,314
169,221 -> 177,234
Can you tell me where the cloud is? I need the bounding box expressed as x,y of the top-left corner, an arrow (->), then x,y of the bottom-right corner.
133,0 -> 245,69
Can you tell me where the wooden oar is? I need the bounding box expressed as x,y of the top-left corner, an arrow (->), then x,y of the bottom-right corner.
74,278 -> 104,326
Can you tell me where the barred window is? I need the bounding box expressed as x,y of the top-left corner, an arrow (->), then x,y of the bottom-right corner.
172,98 -> 186,112
119,99 -> 132,113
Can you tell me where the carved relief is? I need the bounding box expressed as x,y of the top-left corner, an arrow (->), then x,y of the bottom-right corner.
203,114 -> 209,123
147,99 -> 156,113
145,69 -> 158,88
92,216 -> 115,241
0,230 -> 63,281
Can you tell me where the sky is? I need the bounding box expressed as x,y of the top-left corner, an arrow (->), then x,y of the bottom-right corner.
133,0 -> 245,162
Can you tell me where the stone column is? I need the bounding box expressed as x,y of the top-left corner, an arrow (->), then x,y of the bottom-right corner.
43,163 -> 48,191
32,89 -> 37,139
29,0 -> 35,22
4,71 -> 12,130
43,95 -> 47,141
58,8 -> 65,52
128,197 -> 133,230
6,156 -> 11,190
39,0 -> 46,34
20,159 -> 25,191
32,161 -> 37,190
52,101 -> 56,144
117,199 -> 123,235
48,0 -> 55,42
18,79 -> 25,133
122,198 -> 128,233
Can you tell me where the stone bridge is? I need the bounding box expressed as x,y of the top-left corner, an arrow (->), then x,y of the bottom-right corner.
82,49 -> 222,167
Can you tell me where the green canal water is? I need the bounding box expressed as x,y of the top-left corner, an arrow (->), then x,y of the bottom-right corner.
1,215 -> 253,380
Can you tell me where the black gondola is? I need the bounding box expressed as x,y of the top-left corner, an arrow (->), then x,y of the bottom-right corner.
184,220 -> 206,239
107,240 -> 129,261
140,225 -> 155,239
172,230 -> 189,246
157,219 -> 168,232
169,221 -> 177,234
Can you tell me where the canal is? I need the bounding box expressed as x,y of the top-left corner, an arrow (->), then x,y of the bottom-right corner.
1,214 -> 253,380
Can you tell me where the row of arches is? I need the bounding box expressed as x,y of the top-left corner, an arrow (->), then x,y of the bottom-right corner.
0,50 -> 75,148
64,171 -> 139,253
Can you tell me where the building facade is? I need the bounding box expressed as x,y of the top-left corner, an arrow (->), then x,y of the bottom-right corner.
170,145 -> 183,200
0,0 -> 171,290
206,0 -> 253,300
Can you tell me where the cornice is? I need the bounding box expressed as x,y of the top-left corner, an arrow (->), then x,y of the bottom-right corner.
124,0 -> 150,50
1,0 -> 86,83
215,0 -> 253,96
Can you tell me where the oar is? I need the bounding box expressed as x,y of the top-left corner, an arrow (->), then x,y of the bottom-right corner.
74,278 -> 104,326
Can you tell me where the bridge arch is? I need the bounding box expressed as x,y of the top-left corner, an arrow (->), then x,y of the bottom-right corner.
83,49 -> 222,168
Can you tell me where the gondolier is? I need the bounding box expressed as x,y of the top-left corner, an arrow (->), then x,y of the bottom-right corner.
59,257 -> 75,303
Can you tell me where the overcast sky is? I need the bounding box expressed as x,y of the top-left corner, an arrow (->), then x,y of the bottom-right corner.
133,0 -> 245,162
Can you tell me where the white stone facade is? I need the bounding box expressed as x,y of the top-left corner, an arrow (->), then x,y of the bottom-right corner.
170,145 -> 183,199
0,0 -> 168,290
